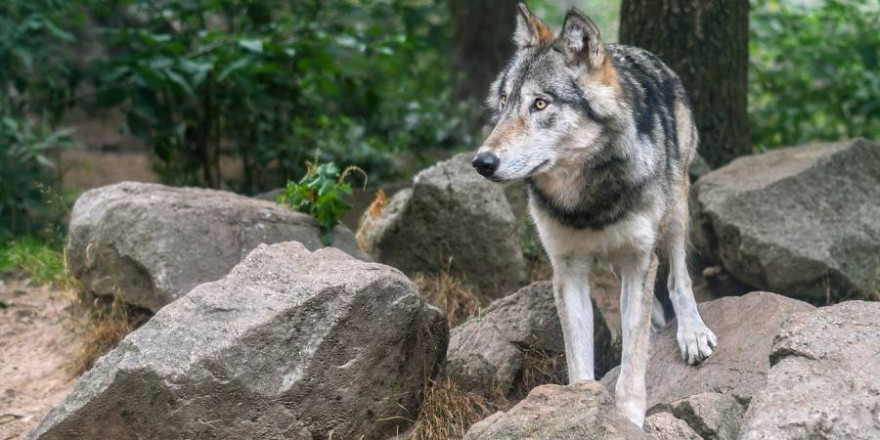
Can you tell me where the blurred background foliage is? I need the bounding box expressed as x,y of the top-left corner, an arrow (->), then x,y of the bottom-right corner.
750,0 -> 880,151
1,0 -> 878,239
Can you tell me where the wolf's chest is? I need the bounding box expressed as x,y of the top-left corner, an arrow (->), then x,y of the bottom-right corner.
526,173 -> 651,231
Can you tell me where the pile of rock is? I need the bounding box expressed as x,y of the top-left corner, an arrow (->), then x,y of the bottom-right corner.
461,292 -> 880,440
28,138 -> 880,440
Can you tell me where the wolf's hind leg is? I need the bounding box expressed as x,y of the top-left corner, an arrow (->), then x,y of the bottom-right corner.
666,181 -> 717,365
614,252 -> 658,428
551,258 -> 595,382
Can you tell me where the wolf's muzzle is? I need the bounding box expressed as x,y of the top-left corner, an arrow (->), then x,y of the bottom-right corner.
472,152 -> 500,178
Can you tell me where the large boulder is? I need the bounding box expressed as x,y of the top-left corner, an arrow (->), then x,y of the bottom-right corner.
67,182 -> 365,312
692,138 -> 880,300
462,382 -> 651,440
739,301 -> 880,440
27,242 -> 447,440
357,152 -> 525,298
602,292 -> 814,407
445,282 -> 617,397
601,292 -> 813,438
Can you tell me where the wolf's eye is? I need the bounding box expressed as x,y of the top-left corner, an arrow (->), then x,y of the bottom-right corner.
499,95 -> 507,110
534,98 -> 548,111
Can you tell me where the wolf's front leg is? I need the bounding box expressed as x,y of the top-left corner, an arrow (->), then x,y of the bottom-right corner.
551,258 -> 595,382
614,252 -> 659,428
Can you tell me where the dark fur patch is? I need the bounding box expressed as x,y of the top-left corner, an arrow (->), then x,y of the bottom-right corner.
528,172 -> 651,230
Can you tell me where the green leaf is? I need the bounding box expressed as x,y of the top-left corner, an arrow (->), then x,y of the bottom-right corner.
164,69 -> 195,97
238,39 -> 264,53
217,56 -> 253,81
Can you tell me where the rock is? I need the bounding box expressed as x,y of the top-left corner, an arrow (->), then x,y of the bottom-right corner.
692,138 -> 880,300
462,382 -> 651,440
689,153 -> 712,182
739,301 -> 880,440
357,152 -> 525,298
644,412 -> 701,440
27,242 -> 447,440
67,182 -> 366,312
669,392 -> 744,440
445,282 -> 618,397
602,292 -> 814,407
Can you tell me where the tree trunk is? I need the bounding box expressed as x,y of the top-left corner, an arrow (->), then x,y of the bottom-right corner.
448,0 -> 518,104
619,0 -> 750,167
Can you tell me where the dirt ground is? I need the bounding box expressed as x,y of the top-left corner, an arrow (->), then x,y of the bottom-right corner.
0,278 -> 84,440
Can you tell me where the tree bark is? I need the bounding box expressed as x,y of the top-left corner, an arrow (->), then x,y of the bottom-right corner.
448,0 -> 518,104
620,0 -> 750,167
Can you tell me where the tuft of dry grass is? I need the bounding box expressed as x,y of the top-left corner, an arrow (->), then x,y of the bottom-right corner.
408,378 -> 493,440
512,346 -> 566,399
68,290 -> 149,375
413,271 -> 484,327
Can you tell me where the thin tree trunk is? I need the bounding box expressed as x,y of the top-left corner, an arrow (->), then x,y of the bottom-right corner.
620,0 -> 750,167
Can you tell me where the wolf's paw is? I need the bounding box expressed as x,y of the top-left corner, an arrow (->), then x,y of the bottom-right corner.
677,320 -> 717,365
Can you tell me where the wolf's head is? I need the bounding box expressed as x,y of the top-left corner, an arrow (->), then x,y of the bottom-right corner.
473,4 -> 621,182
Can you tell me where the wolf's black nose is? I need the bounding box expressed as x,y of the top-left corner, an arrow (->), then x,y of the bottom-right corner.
473,153 -> 500,177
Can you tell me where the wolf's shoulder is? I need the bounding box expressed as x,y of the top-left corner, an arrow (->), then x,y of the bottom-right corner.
605,43 -> 679,82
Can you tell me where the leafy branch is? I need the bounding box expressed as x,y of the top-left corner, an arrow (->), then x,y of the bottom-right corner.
277,160 -> 366,245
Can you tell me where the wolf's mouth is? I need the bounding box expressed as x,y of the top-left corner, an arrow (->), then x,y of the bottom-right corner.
487,159 -> 550,182
527,159 -> 551,176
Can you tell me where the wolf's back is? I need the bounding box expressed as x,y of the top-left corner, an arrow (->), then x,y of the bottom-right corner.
606,43 -> 697,172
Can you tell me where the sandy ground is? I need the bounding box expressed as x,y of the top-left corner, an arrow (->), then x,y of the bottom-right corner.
0,279 -> 84,440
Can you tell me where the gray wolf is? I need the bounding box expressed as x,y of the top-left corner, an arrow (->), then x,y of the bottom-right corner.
472,4 -> 717,427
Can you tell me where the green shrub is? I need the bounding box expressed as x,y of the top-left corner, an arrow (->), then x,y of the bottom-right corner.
87,0 -> 468,192
0,237 -> 68,286
0,0 -> 80,237
0,119 -> 75,237
277,160 -> 365,245
750,0 -> 880,150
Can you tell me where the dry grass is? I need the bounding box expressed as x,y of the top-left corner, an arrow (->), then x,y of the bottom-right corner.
68,290 -> 149,375
408,378 -> 494,440
413,271 -> 484,327
512,346 -> 566,399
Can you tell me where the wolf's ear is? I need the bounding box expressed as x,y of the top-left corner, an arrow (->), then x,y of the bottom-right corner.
514,3 -> 553,48
559,8 -> 604,69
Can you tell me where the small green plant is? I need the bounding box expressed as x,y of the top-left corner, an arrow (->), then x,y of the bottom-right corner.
277,161 -> 365,245
0,237 -> 68,286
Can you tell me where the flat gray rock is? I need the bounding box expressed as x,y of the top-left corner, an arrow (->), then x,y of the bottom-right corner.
739,301 -> 880,440
357,152 -> 525,298
602,292 -> 814,407
692,138 -> 880,300
463,382 -> 650,440
27,242 -> 447,440
67,182 -> 365,312
445,282 -> 617,397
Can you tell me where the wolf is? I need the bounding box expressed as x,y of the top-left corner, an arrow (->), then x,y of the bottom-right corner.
472,4 -> 717,427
